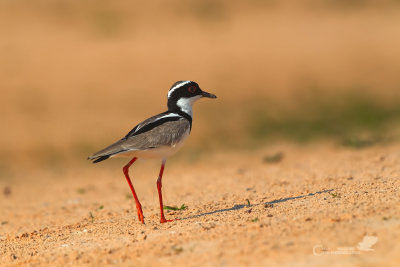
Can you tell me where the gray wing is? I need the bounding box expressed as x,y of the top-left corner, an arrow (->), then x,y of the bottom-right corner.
119,119 -> 190,150
88,119 -> 190,162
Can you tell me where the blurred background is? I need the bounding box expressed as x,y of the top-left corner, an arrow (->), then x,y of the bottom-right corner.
1,0 -> 400,175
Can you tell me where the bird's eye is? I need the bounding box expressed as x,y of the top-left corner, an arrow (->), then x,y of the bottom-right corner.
188,86 -> 197,93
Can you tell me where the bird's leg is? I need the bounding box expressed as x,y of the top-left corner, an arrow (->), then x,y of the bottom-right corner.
123,157 -> 144,224
157,159 -> 172,223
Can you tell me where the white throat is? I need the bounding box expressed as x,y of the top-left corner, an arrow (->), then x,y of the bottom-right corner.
176,95 -> 201,117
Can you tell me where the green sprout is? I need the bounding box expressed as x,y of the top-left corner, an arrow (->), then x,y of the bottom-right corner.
330,192 -> 340,198
163,204 -> 188,211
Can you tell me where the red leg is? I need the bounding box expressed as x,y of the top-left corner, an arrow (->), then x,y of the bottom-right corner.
157,159 -> 172,223
123,157 -> 144,224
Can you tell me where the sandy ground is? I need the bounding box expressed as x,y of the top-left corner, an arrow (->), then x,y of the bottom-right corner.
1,143 -> 399,266
1,2 -> 400,266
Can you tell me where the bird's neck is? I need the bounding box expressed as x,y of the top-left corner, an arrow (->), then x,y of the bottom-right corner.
168,96 -> 200,118
168,104 -> 193,118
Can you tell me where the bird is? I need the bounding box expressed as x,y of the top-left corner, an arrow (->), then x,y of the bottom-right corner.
88,81 -> 217,224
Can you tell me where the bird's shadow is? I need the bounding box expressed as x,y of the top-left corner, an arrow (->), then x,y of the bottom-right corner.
181,189 -> 333,220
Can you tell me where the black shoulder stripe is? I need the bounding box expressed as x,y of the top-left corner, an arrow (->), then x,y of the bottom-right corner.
123,115 -> 183,139
124,125 -> 139,138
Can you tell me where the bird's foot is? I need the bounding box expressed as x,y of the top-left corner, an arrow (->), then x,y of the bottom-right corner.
136,204 -> 144,224
160,217 -> 180,223
160,217 -> 173,223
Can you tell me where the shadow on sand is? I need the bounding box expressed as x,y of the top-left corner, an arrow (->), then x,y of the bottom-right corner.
182,189 -> 333,220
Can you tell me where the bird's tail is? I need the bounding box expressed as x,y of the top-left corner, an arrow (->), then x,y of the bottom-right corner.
88,139 -> 129,163
87,154 -> 111,164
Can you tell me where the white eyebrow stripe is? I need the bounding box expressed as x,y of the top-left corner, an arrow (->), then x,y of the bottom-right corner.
168,81 -> 192,98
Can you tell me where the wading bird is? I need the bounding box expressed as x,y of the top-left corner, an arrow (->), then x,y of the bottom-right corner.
88,81 -> 216,223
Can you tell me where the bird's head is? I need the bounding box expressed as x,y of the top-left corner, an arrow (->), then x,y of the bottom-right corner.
167,81 -> 216,116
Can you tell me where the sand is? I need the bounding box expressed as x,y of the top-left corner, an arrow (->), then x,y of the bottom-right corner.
1,143 -> 399,266
1,2 -> 400,266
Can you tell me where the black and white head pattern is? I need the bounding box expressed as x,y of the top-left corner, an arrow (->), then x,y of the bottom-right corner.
167,81 -> 204,116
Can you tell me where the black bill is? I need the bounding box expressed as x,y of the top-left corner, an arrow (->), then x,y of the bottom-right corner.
201,90 -> 217,98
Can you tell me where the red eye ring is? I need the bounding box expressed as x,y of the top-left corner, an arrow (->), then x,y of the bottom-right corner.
188,86 -> 197,93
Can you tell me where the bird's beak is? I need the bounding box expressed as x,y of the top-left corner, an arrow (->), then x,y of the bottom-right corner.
201,90 -> 217,99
